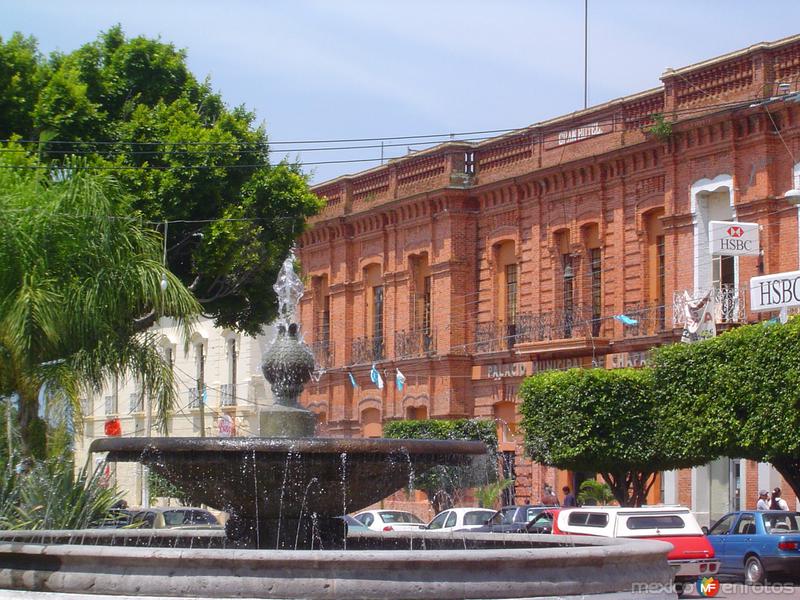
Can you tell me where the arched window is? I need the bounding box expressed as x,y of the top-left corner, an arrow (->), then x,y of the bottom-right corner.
582,224 -> 601,336
494,241 -> 517,348
361,407 -> 382,438
644,209 -> 666,330
363,264 -> 384,361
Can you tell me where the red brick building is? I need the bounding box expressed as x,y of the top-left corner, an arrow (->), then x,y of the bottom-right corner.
297,35 -> 800,524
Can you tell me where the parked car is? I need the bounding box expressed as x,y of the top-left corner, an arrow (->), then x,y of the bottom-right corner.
93,508 -> 134,528
338,514 -> 371,534
469,506 -> 554,533
424,508 -> 496,532
552,506 -> 719,586
129,507 -> 221,529
705,510 -> 800,584
353,509 -> 426,532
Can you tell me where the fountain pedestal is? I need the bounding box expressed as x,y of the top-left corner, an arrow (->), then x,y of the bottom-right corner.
258,405 -> 316,438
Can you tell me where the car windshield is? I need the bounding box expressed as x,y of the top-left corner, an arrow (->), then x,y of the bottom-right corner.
762,512 -> 800,533
499,508 -> 518,525
380,511 -> 423,524
164,510 -> 188,527
463,510 -> 495,526
626,515 -> 686,530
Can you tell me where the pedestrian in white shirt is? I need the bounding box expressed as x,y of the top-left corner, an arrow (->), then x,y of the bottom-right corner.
770,487 -> 790,511
756,489 -> 770,510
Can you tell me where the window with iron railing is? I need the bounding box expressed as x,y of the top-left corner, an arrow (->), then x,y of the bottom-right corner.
590,248 -> 602,336
373,285 -> 384,344
657,235 -> 666,330
562,254 -> 575,337
128,391 -> 143,414
505,263 -> 518,347
220,383 -> 236,407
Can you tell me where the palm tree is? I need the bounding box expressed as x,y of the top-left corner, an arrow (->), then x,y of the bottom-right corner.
0,156 -> 200,457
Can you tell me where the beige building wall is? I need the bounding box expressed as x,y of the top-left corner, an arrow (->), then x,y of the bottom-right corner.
74,316 -> 277,507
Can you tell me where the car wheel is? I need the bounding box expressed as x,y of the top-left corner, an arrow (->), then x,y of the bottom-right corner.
744,556 -> 765,585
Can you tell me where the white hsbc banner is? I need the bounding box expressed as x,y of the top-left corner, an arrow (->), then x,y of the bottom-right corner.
750,270 -> 800,312
708,221 -> 760,256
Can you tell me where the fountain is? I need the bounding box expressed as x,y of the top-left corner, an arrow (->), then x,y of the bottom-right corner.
0,252 -> 678,598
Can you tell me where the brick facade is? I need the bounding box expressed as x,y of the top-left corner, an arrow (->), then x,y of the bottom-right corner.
298,35 -> 800,517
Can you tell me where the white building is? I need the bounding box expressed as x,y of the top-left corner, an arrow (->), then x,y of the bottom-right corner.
74,317 -> 277,507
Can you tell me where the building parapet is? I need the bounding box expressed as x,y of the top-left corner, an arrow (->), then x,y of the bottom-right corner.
309,34 -> 800,220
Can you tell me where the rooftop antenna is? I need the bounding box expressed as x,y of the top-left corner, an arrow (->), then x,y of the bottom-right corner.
584,0 -> 589,109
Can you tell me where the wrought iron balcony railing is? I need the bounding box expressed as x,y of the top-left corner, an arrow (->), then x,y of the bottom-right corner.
620,303 -> 666,338
220,383 -> 236,407
475,306 -> 597,353
128,391 -> 143,413
395,328 -> 436,359
672,285 -> 746,328
310,339 -> 335,370
351,336 -> 385,364
187,387 -> 205,409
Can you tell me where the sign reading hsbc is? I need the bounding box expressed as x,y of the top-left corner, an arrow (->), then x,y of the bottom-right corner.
750,270 -> 800,312
709,221 -> 759,256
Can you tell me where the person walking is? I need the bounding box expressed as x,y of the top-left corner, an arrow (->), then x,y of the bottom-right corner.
756,489 -> 770,510
770,487 -> 789,511
562,486 -> 578,507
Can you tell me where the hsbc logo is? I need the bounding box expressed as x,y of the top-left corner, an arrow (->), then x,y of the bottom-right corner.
726,226 -> 744,238
709,221 -> 759,256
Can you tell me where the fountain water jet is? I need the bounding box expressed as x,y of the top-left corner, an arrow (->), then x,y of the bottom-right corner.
0,252 -> 678,598
90,252 -> 487,549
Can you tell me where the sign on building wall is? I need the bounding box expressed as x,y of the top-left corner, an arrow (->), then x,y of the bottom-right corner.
708,221 -> 760,256
543,117 -> 615,150
750,270 -> 800,312
602,351 -> 650,369
473,357 -> 589,380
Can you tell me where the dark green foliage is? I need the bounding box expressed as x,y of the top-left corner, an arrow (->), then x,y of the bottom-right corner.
383,419 -> 498,513
0,26 -> 323,335
148,469 -> 186,503
0,455 -> 122,530
519,368 -> 672,506
646,113 -> 673,142
652,319 -> 800,497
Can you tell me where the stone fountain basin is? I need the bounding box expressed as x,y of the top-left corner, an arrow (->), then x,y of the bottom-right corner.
89,437 -> 488,519
0,531 -> 677,599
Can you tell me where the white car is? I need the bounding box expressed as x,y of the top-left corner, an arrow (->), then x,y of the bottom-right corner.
424,507 -> 496,532
353,509 -> 426,532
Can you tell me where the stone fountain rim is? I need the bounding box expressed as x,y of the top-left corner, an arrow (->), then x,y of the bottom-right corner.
89,436 -> 488,456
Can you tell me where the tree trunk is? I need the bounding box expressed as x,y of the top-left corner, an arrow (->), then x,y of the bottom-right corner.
770,457 -> 800,500
16,388 -> 46,460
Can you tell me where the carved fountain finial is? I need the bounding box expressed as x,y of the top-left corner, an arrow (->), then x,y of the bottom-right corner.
260,250 -> 316,436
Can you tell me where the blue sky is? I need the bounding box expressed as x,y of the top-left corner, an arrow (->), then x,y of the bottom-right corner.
3,1 -> 800,183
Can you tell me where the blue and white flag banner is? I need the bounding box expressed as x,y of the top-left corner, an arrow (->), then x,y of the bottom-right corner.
396,369 -> 406,391
370,364 -> 384,390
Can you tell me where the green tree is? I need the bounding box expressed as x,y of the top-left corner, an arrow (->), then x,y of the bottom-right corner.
383,419 -> 498,514
0,155 -> 200,457
519,368 -> 706,506
577,479 -> 615,506
0,33 -> 44,140
652,319 -> 800,498
0,27 -> 323,335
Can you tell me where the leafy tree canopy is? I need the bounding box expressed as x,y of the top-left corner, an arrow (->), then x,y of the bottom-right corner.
652,319 -> 800,497
519,367 -> 701,506
0,27 -> 323,335
0,152 -> 200,456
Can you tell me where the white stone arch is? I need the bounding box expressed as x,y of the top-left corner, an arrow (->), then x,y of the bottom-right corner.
690,174 -> 737,291
793,162 -> 800,264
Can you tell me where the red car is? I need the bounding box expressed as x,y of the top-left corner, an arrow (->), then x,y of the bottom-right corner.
550,506 -> 719,585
